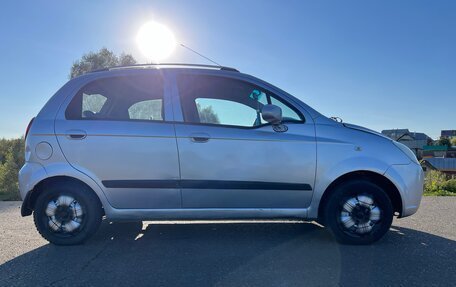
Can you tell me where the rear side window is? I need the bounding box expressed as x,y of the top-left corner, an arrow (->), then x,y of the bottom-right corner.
82,94 -> 107,116
66,75 -> 164,121
128,99 -> 163,120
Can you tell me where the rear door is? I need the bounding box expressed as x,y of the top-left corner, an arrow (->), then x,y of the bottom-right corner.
173,72 -> 316,208
55,71 -> 181,209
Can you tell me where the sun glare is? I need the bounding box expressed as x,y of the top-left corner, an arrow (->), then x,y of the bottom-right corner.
136,21 -> 176,62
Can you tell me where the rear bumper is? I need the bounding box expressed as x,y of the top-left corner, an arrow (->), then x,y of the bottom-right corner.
18,162 -> 46,200
21,191 -> 33,216
18,162 -> 47,216
384,163 -> 424,217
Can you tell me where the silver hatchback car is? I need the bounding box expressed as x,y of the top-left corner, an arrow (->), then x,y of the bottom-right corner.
19,64 -> 423,245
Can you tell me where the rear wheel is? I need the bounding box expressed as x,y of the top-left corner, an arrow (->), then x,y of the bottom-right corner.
323,180 -> 393,245
33,183 -> 103,245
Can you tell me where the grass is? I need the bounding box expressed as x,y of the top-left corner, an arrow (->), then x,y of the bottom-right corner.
0,191 -> 21,201
423,190 -> 456,196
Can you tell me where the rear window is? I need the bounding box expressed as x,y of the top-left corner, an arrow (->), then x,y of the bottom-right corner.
65,75 -> 164,121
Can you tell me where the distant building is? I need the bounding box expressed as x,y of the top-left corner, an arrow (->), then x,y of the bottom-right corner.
421,158 -> 456,176
441,130 -> 456,139
422,145 -> 456,158
381,129 -> 432,158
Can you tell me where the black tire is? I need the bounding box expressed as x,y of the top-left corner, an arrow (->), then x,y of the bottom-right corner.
33,183 -> 103,245
323,180 -> 393,245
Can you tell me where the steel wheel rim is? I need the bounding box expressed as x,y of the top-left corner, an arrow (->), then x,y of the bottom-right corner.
43,195 -> 85,237
337,194 -> 382,237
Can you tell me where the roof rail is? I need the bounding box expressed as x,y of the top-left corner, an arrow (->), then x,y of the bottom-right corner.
88,63 -> 239,74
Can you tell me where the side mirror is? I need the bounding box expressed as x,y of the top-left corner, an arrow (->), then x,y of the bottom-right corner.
261,104 -> 282,125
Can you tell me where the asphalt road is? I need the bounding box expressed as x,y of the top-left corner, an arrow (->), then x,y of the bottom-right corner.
0,197 -> 455,287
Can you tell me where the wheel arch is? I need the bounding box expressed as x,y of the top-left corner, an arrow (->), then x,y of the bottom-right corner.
317,170 -> 403,222
22,176 -> 104,217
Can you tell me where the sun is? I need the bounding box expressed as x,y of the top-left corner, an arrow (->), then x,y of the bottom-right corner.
136,21 -> 176,62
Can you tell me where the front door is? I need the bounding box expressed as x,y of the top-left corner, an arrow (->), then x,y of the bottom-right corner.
174,73 -> 316,208
55,72 -> 181,209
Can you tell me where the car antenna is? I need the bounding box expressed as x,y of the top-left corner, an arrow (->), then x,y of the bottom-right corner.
180,43 -> 222,67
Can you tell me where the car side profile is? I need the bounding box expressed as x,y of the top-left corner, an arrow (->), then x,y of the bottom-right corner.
19,64 -> 424,245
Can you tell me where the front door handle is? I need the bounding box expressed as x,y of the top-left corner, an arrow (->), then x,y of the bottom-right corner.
190,133 -> 210,143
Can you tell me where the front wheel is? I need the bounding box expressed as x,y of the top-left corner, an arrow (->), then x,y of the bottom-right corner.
323,180 -> 393,245
33,183 -> 103,245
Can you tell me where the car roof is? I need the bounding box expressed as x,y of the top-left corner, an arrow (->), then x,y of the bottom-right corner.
86,63 -> 239,75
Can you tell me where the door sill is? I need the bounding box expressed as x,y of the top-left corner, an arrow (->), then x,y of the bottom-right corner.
105,207 -> 309,221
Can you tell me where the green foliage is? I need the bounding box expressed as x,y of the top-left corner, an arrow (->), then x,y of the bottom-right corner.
424,170 -> 456,196
451,137 -> 456,147
69,48 -> 136,79
0,138 -> 24,200
424,170 -> 446,193
196,103 -> 220,124
438,137 -> 451,147
441,179 -> 456,193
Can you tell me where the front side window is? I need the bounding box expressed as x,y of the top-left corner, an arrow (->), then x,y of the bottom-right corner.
270,97 -> 301,122
195,98 -> 264,126
177,74 -> 304,127
66,75 -> 164,121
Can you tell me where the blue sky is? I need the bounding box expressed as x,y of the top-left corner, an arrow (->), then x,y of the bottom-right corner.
0,0 -> 454,139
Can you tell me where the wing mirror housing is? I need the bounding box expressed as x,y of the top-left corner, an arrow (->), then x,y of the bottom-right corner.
261,104 -> 282,125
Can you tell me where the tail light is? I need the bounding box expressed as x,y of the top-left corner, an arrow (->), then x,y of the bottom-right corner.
25,117 -> 35,140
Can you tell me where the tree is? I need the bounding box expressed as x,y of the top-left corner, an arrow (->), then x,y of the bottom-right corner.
69,48 -> 136,79
196,104 -> 220,124
438,137 -> 451,147
451,137 -> 456,147
0,138 -> 24,200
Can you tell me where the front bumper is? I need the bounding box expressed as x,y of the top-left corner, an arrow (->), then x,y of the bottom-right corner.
384,162 -> 424,217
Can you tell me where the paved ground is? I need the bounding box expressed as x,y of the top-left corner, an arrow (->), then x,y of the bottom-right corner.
0,197 -> 455,287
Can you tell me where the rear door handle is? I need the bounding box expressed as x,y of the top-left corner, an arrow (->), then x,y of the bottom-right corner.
66,130 -> 87,140
192,137 -> 210,143
190,133 -> 210,143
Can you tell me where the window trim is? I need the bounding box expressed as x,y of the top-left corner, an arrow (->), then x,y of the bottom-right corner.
176,74 -> 306,129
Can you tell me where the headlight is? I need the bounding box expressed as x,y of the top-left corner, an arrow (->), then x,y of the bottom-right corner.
392,141 -> 419,165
